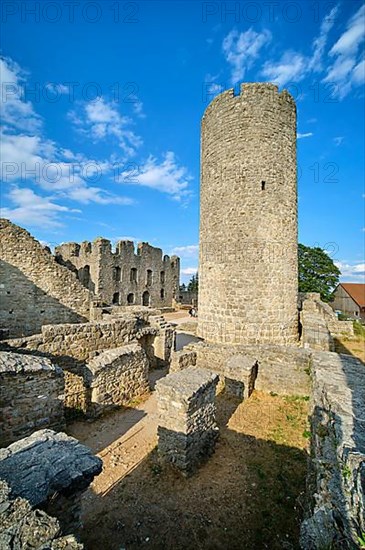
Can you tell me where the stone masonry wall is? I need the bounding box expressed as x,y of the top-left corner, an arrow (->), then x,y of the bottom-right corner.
2,316 -> 144,414
299,293 -> 354,339
198,83 -> 298,345
300,351 -> 365,549
0,352 -> 65,447
87,344 -> 149,413
0,219 -> 91,337
0,479 -> 83,549
187,342 -> 311,396
55,238 -> 180,308
156,367 -> 219,475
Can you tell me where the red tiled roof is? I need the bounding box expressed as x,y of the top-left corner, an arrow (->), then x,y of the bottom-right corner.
341,283 -> 365,308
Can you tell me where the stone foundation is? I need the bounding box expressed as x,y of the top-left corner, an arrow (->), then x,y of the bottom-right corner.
0,429 -> 102,535
156,367 -> 219,475
186,342 -> 311,396
87,344 -> 149,414
0,352 -> 65,447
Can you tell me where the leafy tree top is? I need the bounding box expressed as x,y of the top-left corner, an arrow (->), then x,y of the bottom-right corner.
298,243 -> 340,302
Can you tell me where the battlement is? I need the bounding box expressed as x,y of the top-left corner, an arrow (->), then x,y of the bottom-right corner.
203,82 -> 296,121
55,235 -> 180,308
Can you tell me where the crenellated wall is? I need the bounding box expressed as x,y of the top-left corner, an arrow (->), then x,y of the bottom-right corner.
55,238 -> 180,308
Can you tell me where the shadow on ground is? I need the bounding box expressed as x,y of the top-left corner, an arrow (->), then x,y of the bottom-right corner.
80,392 -> 309,550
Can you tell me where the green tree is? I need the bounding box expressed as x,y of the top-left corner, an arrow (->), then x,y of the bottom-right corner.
187,272 -> 199,292
298,244 -> 340,302
179,283 -> 187,292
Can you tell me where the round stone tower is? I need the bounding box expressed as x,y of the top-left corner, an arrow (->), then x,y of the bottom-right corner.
198,83 -> 298,345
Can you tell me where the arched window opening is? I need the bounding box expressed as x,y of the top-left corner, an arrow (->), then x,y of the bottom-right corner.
112,292 -> 120,305
142,291 -> 150,307
113,266 -> 122,282
127,293 -> 134,305
160,288 -> 165,300
130,268 -> 138,283
146,269 -> 153,286
160,270 -> 165,284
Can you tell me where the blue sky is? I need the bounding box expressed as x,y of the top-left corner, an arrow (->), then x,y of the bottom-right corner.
1,0 -> 364,283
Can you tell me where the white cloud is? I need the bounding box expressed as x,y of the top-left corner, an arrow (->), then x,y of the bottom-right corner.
310,5 -> 340,71
323,4 -> 365,98
0,56 -> 41,132
181,267 -> 198,276
70,97 -> 142,156
0,56 -> 135,226
1,187 -> 80,229
297,132 -> 313,139
119,152 -> 193,201
222,28 -> 271,84
170,245 -> 199,258
262,51 -> 308,87
258,4 -> 364,98
335,260 -> 365,283
45,82 -> 70,95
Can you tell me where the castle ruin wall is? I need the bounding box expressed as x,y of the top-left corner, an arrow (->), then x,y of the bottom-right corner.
0,219 -> 91,338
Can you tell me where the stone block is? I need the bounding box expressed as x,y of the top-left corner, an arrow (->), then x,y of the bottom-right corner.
156,367 -> 219,475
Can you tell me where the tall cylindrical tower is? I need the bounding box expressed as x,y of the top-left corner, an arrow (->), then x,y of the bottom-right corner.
198,83 -> 298,345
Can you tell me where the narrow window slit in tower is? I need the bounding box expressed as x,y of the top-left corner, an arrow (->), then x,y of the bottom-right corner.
261,181 -> 266,190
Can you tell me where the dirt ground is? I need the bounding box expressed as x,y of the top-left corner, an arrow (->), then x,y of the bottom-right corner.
69,386 -> 309,550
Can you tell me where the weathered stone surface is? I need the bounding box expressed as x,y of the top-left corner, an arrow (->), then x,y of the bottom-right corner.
0,219 -> 91,338
188,341 -> 311,396
156,367 -> 219,475
87,343 -> 149,412
224,355 -> 258,399
55,238 -> 179,308
0,480 -> 83,549
300,296 -> 334,351
170,349 -> 197,373
299,292 -> 354,339
0,430 -> 102,534
0,352 -> 65,447
198,83 -> 298,345
301,351 -> 365,549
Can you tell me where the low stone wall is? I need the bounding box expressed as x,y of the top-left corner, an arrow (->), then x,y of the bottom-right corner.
1,316 -> 144,415
299,293 -> 354,342
0,479 -> 83,549
87,344 -> 149,414
301,351 -> 365,549
0,429 -> 102,536
187,342 -> 311,396
170,349 -> 197,373
156,367 -> 219,475
0,352 -> 65,447
300,298 -> 334,351
149,315 -> 175,367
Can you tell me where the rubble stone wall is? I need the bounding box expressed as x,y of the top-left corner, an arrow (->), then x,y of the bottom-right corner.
0,352 -> 65,447
55,238 -> 180,308
188,342 -> 311,396
300,351 -> 365,549
156,367 -> 219,475
87,344 -> 149,413
0,219 -> 91,337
